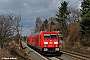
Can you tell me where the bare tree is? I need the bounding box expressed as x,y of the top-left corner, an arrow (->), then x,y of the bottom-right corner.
34,17 -> 42,33
67,7 -> 81,24
0,13 -> 22,48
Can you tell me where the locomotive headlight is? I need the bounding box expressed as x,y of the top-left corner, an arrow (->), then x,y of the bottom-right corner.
55,48 -> 59,51
44,48 -> 48,51
44,42 -> 48,44
54,42 -> 58,44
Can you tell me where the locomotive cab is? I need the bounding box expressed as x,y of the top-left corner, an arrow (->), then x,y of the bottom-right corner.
27,31 -> 60,55
40,32 -> 60,54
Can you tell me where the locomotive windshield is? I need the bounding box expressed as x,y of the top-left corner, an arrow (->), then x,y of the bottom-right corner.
44,34 -> 57,39
44,34 -> 50,38
51,34 -> 56,38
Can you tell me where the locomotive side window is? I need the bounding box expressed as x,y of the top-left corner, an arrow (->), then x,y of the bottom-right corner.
44,34 -> 50,39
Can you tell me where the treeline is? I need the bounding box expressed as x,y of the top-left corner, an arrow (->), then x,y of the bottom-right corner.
0,14 -> 22,48
34,1 -> 81,37
79,0 -> 90,46
34,0 -> 90,47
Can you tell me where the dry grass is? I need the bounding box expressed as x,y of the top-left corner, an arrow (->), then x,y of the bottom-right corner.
64,22 -> 90,56
0,40 -> 32,60
65,22 -> 81,46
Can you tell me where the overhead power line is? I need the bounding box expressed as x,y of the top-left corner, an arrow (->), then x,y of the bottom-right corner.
69,0 -> 81,7
50,0 -> 81,17
30,0 -> 81,22
35,0 -> 55,17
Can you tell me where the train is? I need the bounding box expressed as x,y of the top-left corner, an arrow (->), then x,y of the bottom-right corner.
26,31 -> 60,55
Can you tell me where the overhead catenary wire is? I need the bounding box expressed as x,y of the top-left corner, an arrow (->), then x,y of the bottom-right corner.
49,0 -> 81,17
35,0 -> 55,17
26,0 -> 82,34
27,0 -> 55,30
35,0 -> 63,18
28,0 -> 81,26
69,0 -> 81,7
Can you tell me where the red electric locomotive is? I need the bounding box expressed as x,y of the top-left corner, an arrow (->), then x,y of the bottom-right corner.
26,31 -> 60,55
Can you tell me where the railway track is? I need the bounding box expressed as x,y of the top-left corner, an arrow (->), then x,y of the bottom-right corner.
61,50 -> 90,60
43,49 -> 90,60
21,41 -> 90,60
21,41 -> 63,60
44,49 -> 90,60
45,56 -> 63,60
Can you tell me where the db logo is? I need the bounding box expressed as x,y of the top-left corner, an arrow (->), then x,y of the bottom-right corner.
49,42 -> 52,44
